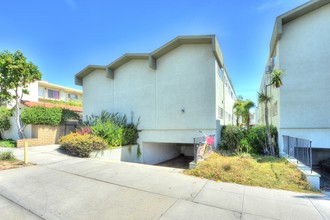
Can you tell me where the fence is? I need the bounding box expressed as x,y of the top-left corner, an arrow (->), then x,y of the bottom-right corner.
193,135 -> 215,163
282,135 -> 312,173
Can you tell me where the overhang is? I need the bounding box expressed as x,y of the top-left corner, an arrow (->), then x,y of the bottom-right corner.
75,35 -> 227,87
75,65 -> 106,86
269,0 -> 330,57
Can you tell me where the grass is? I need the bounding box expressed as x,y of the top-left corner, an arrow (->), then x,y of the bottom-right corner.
184,153 -> 315,193
0,151 -> 30,171
0,139 -> 16,148
0,151 -> 16,161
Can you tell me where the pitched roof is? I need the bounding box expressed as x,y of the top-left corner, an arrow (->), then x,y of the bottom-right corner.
269,0 -> 330,57
75,35 -> 225,85
21,100 -> 82,112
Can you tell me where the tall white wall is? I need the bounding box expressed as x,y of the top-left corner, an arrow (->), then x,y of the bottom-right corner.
278,4 -> 330,149
82,44 -> 217,144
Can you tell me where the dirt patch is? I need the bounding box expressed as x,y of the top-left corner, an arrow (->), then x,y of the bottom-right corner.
0,161 -> 32,171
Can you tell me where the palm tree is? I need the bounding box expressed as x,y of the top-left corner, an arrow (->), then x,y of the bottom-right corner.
258,69 -> 284,156
242,100 -> 255,130
233,96 -> 244,126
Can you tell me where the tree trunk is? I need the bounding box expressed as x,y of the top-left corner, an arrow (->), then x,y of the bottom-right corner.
264,87 -> 274,156
14,90 -> 25,139
246,114 -> 250,130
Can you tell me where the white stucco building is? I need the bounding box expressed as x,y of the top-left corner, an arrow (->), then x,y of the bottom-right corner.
258,0 -> 330,161
75,35 -> 237,164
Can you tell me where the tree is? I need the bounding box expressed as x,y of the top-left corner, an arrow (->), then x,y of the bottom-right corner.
233,96 -> 255,130
233,96 -> 244,126
0,107 -> 11,139
258,69 -> 284,156
242,100 -> 255,130
0,50 -> 42,139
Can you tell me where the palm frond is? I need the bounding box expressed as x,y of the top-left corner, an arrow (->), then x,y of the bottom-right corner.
270,69 -> 284,88
258,92 -> 272,103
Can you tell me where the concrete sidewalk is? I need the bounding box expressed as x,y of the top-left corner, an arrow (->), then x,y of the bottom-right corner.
0,145 -> 329,220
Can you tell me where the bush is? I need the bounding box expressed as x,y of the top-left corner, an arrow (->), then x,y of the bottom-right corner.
76,126 -> 92,135
21,106 -> 62,126
0,107 -> 11,138
0,139 -> 16,148
0,151 -> 15,161
59,133 -> 107,157
219,125 -> 244,152
61,109 -> 80,122
85,111 -> 139,147
246,125 -> 278,155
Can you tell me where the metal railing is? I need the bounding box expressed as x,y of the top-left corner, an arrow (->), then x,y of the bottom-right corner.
193,135 -> 215,163
282,135 -> 312,173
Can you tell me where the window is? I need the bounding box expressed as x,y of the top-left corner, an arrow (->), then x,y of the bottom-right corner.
218,65 -> 223,80
218,106 -> 224,119
272,101 -> 278,116
48,89 -> 60,99
68,94 -> 78,99
38,87 -> 44,97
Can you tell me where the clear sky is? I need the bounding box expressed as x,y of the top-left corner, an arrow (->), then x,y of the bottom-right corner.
0,0 -> 308,104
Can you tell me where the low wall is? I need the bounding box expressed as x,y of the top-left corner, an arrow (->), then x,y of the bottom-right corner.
281,153 -> 320,190
17,138 -> 42,147
17,124 -> 69,147
90,145 -> 142,163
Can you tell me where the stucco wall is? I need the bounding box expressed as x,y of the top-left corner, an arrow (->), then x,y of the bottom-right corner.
82,44 -> 218,144
278,4 -> 330,149
279,4 -> 330,129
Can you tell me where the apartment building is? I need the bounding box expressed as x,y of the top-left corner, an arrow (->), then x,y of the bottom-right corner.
258,0 -> 330,159
75,35 -> 236,164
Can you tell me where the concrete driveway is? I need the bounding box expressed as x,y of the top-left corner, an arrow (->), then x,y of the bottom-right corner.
0,145 -> 329,220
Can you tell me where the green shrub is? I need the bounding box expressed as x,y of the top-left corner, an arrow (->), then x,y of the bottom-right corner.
61,109 -> 80,122
21,106 -> 62,126
246,125 -> 278,155
59,133 -> 107,157
219,125 -> 244,152
0,151 -> 15,161
0,139 -> 16,148
0,107 -> 11,138
85,111 -> 139,148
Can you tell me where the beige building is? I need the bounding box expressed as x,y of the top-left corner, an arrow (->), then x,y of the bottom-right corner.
258,0 -> 330,155
37,81 -> 82,103
3,81 -> 82,140
75,35 -> 237,164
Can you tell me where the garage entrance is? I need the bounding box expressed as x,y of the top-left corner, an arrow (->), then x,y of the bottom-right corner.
142,142 -> 194,168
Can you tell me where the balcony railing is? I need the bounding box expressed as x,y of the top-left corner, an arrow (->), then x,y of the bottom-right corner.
282,135 -> 312,173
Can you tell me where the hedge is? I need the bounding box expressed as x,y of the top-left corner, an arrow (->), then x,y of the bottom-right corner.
59,133 -> 107,157
21,106 -> 62,126
21,106 -> 80,126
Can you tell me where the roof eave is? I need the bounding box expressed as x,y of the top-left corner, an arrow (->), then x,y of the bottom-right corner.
75,65 -> 106,86
269,0 -> 330,58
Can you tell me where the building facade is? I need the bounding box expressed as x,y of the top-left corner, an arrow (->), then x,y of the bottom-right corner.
258,0 -> 330,156
75,35 -> 237,164
3,81 -> 82,140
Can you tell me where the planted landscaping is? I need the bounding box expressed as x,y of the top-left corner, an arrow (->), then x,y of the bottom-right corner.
59,111 -> 140,158
185,153 -> 314,193
186,125 -> 315,193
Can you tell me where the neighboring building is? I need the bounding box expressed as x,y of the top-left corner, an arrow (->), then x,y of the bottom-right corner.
5,80 -> 83,109
257,0 -> 330,159
3,81 -> 82,140
75,35 -> 237,164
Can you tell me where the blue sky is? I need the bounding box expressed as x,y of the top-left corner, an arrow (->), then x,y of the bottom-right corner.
0,0 -> 308,103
